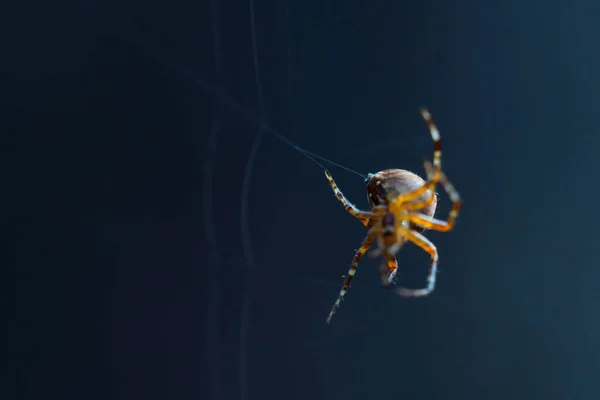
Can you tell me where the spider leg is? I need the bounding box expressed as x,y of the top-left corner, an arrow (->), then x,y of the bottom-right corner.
401,188 -> 436,212
389,171 -> 439,209
401,163 -> 461,232
326,229 -> 377,324
395,229 -> 439,297
423,159 -> 436,181
324,169 -> 372,227
420,108 -> 442,170
388,108 -> 442,207
379,256 -> 399,287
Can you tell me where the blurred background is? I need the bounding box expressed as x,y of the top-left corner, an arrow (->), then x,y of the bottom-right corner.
7,0 -> 600,399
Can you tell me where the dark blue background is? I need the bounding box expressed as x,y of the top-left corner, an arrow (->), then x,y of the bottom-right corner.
8,1 -> 600,399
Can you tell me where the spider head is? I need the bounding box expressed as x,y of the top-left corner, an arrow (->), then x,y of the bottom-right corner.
365,169 -> 437,231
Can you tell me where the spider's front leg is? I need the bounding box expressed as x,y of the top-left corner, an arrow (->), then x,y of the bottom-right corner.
388,108 -> 444,211
324,169 -> 371,227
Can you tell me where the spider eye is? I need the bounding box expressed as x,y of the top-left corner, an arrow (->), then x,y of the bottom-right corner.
371,193 -> 381,204
368,182 -> 387,206
375,184 -> 387,199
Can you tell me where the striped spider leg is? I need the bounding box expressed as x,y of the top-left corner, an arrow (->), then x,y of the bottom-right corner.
325,229 -> 377,324
324,169 -> 373,227
323,170 -> 395,323
387,117 -> 462,297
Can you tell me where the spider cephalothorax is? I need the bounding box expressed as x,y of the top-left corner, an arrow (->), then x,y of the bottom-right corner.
323,108 -> 462,324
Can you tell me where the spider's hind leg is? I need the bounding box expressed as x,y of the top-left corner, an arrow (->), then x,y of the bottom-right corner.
395,228 -> 439,297
379,256 -> 399,288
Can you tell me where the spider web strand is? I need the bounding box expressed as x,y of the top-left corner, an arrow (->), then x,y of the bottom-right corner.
86,3 -> 365,179
205,0 -> 224,399
239,0 -> 265,399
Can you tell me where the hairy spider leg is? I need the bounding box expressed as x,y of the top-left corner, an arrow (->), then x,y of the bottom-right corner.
325,168 -> 401,287
400,161 -> 462,232
324,169 -> 372,227
401,187 -> 437,211
395,228 -> 440,297
379,255 -> 399,287
421,160 -> 462,228
420,108 -> 442,170
326,230 -> 378,324
387,108 -> 443,208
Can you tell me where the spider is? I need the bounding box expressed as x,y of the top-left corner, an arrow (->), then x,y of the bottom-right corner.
324,108 -> 462,324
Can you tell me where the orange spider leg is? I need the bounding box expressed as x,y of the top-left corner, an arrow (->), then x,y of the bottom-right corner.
401,188 -> 437,211
324,169 -> 372,227
395,228 -> 439,297
386,170 -> 439,209
398,159 -> 441,213
379,255 -> 399,287
387,108 -> 443,206
422,159 -> 437,181
326,229 -> 377,324
402,162 -> 462,232
424,159 -> 461,219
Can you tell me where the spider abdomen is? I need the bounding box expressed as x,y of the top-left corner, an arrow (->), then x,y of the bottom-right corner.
366,169 -> 437,232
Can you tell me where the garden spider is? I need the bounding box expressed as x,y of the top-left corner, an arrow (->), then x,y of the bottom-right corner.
324,108 -> 462,324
